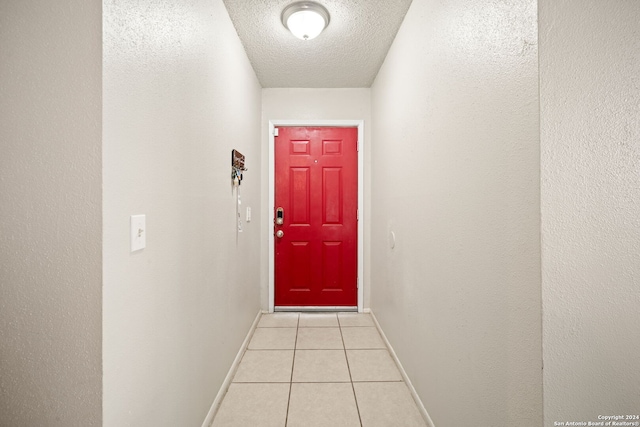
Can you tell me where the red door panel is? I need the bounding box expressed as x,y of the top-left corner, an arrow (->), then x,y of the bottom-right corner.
275,127 -> 358,307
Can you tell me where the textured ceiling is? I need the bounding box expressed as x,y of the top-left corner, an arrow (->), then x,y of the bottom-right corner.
223,0 -> 413,88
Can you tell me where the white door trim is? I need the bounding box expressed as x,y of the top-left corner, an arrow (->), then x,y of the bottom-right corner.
268,120 -> 364,313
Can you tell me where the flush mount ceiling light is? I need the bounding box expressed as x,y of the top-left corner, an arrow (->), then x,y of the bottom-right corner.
282,1 -> 330,40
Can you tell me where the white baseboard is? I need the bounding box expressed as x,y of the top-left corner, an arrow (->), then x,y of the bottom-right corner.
201,310 -> 262,427
369,309 -> 436,427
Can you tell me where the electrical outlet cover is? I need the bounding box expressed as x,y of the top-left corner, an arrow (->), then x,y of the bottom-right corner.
131,214 -> 146,252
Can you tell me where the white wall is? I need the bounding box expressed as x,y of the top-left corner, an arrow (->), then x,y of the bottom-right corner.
370,0 -> 541,425
540,0 -> 640,423
0,1 -> 103,426
103,0 -> 262,425
261,88 -> 372,310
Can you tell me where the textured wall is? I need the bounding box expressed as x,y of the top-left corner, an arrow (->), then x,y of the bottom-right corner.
370,0 -> 541,425
260,88 -> 372,309
103,0 -> 262,425
540,0 -> 640,423
0,1 -> 103,426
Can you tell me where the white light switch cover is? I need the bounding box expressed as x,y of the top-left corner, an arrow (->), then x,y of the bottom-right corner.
130,214 -> 146,252
246,207 -> 252,222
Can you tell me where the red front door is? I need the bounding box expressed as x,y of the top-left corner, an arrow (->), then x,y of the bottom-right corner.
274,127 -> 358,307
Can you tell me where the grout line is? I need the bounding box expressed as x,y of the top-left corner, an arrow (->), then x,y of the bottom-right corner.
235,380 -> 354,384
300,325 -> 340,329
339,318 -> 364,427
340,325 -> 376,329
296,326 -> 341,329
294,348 -> 344,351
341,348 -> 388,351
230,380 -> 403,384
284,313 -> 299,427
257,326 -> 302,329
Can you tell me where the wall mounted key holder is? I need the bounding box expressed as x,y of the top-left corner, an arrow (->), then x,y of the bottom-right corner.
231,149 -> 247,186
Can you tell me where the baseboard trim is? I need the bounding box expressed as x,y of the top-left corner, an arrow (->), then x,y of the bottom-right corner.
369,309 -> 436,427
201,310 -> 262,427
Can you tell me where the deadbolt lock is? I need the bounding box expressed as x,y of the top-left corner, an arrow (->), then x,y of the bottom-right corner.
276,207 -> 284,225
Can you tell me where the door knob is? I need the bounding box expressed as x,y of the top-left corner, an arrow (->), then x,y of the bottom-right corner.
276,230 -> 284,238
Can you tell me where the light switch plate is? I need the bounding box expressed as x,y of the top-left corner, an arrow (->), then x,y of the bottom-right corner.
246,207 -> 252,222
130,214 -> 146,252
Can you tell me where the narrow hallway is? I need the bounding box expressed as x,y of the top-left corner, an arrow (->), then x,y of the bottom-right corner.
212,312 -> 427,427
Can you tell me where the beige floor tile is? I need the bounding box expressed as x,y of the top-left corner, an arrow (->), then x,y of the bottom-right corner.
341,327 -> 385,349
212,383 -> 290,427
257,312 -> 299,328
299,312 -> 339,327
233,350 -> 294,383
248,327 -> 297,350
354,382 -> 427,427
287,383 -> 361,427
296,327 -> 344,349
346,349 -> 402,382
338,312 -> 375,327
292,350 -> 351,382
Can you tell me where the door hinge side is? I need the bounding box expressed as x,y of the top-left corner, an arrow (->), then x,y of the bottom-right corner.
357,209 -> 359,221
357,140 -> 360,151
273,127 -> 279,137
357,278 -> 359,289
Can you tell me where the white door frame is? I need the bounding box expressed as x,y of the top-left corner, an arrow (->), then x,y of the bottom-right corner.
268,119 -> 364,313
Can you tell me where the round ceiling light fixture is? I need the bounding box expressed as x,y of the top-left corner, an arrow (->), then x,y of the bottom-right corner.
282,1 -> 330,41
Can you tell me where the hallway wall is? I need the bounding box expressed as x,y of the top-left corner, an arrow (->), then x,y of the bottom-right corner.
103,0 -> 262,425
260,88 -> 372,310
0,1 -> 103,426
370,0 -> 541,425
540,0 -> 640,423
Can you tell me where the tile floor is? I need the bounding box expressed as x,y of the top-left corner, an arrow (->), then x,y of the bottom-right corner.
212,312 -> 427,427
